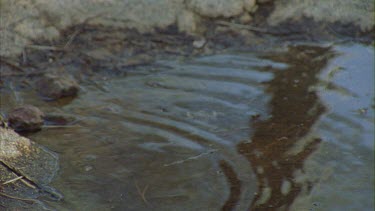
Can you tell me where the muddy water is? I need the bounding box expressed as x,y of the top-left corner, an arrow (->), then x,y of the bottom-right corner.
1,43 -> 373,210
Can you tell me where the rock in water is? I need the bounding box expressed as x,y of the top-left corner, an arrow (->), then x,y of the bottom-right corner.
36,73 -> 79,100
8,105 -> 44,132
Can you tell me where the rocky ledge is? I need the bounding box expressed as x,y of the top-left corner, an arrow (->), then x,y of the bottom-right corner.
0,127 -> 61,209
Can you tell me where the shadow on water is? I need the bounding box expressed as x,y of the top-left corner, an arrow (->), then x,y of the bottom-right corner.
235,45 -> 335,211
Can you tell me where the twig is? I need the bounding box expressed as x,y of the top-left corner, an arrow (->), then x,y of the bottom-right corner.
135,181 -> 149,205
216,21 -> 271,34
64,29 -> 81,49
1,161 -> 37,189
10,172 -> 36,189
25,44 -> 65,51
163,149 -> 218,167
0,70 -> 45,77
0,58 -> 24,72
2,176 -> 23,185
216,20 -> 300,36
0,192 -> 38,204
42,125 -> 81,129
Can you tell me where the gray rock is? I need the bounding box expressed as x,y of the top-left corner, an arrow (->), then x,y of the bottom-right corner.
8,105 -> 44,132
36,73 -> 79,100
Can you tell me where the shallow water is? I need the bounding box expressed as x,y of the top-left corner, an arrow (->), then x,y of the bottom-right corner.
1,43 -> 373,210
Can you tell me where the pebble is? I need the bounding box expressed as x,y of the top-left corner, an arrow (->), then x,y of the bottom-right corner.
193,37 -> 207,49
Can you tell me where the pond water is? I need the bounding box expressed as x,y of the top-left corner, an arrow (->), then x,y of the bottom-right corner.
1,43 -> 373,210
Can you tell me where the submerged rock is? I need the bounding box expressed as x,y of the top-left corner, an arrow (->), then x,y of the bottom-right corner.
36,73 -> 79,100
8,105 -> 44,132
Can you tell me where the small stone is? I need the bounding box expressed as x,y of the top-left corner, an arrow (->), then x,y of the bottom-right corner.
193,37 -> 207,49
36,73 -> 79,100
8,105 -> 44,132
239,13 -> 253,24
84,165 -> 93,172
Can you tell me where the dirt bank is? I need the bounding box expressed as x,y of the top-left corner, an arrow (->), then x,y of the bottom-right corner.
0,0 -> 373,58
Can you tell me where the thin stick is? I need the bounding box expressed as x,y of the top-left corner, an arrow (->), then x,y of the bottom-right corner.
216,21 -> 271,33
25,45 -> 65,51
9,172 -> 36,189
2,176 -> 23,185
64,29 -> 81,49
163,149 -> 218,167
0,71 -> 45,77
0,58 -> 24,72
0,192 -> 37,204
42,125 -> 81,129
135,181 -> 149,205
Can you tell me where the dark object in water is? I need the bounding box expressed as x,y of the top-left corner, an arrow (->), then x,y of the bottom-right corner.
36,73 -> 79,100
8,105 -> 44,132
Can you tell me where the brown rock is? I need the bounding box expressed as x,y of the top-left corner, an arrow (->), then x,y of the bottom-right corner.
36,73 -> 79,100
8,105 -> 44,132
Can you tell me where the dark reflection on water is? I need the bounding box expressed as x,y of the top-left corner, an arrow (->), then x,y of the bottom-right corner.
237,46 -> 335,210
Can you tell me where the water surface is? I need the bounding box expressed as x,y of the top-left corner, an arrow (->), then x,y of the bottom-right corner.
1,43 -> 373,210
